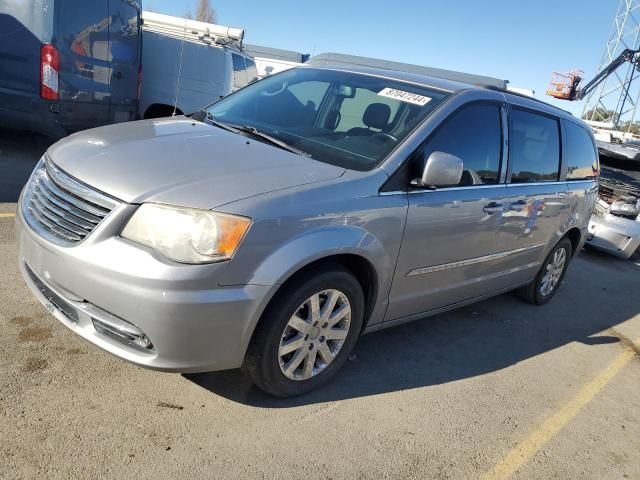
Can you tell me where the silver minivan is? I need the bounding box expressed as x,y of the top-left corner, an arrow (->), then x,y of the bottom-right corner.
17,66 -> 599,396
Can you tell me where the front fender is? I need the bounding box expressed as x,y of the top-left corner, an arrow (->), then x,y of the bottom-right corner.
248,225 -> 391,288
230,225 -> 398,358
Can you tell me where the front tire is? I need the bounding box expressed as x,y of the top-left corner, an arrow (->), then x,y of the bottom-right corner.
243,265 -> 364,397
517,237 -> 572,305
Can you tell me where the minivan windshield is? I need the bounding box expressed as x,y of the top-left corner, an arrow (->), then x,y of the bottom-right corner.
203,68 -> 449,171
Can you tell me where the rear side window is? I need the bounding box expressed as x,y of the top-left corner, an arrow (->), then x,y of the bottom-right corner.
565,121 -> 599,180
509,109 -> 560,183
422,103 -> 502,186
232,53 -> 246,88
244,58 -> 258,84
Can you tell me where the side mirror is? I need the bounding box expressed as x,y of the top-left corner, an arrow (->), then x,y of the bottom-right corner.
414,151 -> 463,188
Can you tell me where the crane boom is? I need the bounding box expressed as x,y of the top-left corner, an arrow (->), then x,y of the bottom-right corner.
577,48 -> 640,100
547,48 -> 640,101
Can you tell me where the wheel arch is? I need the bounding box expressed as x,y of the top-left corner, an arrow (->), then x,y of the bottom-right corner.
273,253 -> 379,331
562,226 -> 582,257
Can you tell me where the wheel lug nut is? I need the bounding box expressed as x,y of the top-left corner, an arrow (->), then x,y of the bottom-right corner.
309,343 -> 314,350
322,323 -> 328,328
304,334 -> 309,341
319,336 -> 325,343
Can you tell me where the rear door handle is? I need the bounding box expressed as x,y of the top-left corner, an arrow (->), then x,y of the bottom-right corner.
509,200 -> 528,212
483,202 -> 504,214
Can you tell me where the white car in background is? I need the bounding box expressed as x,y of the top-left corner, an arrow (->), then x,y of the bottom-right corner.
587,165 -> 640,259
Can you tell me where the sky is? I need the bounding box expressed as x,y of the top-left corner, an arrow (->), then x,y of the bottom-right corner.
146,0 -> 616,117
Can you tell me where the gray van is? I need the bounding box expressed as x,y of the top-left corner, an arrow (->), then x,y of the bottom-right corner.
0,0 -> 141,137
17,66 -> 599,396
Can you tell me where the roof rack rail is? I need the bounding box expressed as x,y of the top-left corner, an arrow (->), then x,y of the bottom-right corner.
478,84 -> 573,115
142,11 -> 244,49
308,52 -> 508,89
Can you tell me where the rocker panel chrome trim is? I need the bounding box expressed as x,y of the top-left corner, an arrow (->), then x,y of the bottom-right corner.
407,242 -> 546,276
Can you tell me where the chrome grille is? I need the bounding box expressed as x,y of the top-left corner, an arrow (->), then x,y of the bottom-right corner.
22,157 -> 119,246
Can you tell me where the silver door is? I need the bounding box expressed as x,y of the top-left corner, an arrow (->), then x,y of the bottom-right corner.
386,102 -> 511,321
499,108 -> 569,276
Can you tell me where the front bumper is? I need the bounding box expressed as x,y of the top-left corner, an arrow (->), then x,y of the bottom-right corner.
586,213 -> 640,259
16,201 -> 271,373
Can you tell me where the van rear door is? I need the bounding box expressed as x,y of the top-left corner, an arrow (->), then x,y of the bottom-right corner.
0,1 -> 54,105
108,0 -> 141,122
57,0 -> 111,126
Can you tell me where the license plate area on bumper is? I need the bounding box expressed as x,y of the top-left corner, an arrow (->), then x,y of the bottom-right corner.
24,263 -> 79,323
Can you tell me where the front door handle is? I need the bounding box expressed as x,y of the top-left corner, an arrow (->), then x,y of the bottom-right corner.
483,202 -> 504,214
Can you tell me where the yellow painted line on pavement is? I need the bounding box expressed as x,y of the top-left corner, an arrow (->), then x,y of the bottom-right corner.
0,212 -> 16,218
482,336 -> 639,480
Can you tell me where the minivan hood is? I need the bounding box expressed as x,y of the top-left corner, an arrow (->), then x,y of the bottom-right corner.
47,118 -> 346,209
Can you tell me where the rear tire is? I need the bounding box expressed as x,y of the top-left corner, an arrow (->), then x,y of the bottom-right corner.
517,237 -> 572,305
243,265 -> 364,397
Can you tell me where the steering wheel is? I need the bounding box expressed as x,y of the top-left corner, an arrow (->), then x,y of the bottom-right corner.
372,132 -> 398,143
260,81 -> 288,97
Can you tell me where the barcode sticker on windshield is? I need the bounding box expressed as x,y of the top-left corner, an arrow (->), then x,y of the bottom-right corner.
377,88 -> 431,106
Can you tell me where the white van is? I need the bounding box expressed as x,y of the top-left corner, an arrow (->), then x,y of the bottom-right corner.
140,11 -> 257,118
254,57 -> 302,79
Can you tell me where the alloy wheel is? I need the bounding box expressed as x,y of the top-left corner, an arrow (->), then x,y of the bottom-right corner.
278,289 -> 351,381
540,247 -> 567,297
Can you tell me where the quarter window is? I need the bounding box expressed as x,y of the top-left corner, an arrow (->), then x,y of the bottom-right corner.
565,121 -> 599,180
422,104 -> 502,186
232,53 -> 247,88
244,57 -> 258,84
509,109 -> 560,183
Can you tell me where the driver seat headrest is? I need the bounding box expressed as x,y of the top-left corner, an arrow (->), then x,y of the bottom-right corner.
363,103 -> 391,130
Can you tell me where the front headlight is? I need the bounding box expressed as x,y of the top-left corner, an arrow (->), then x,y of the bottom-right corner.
121,203 -> 251,264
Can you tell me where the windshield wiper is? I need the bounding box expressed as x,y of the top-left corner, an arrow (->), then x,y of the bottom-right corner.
199,111 -> 308,157
200,110 -> 241,134
231,124 -> 309,157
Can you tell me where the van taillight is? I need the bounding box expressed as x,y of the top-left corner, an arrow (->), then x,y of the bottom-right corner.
40,44 -> 60,100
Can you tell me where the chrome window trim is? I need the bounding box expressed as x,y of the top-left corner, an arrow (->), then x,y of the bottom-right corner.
379,184 -> 506,196
407,242 -> 546,276
506,181 -> 567,188
409,184 -> 504,194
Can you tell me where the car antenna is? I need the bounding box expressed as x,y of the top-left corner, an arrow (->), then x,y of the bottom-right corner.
173,0 -> 189,116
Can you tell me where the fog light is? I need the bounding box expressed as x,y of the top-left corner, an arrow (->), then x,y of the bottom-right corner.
92,316 -> 154,352
134,334 -> 153,349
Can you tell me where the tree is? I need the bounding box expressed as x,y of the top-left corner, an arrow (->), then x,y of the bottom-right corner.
620,120 -> 640,135
191,0 -> 216,23
582,107 -> 615,123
